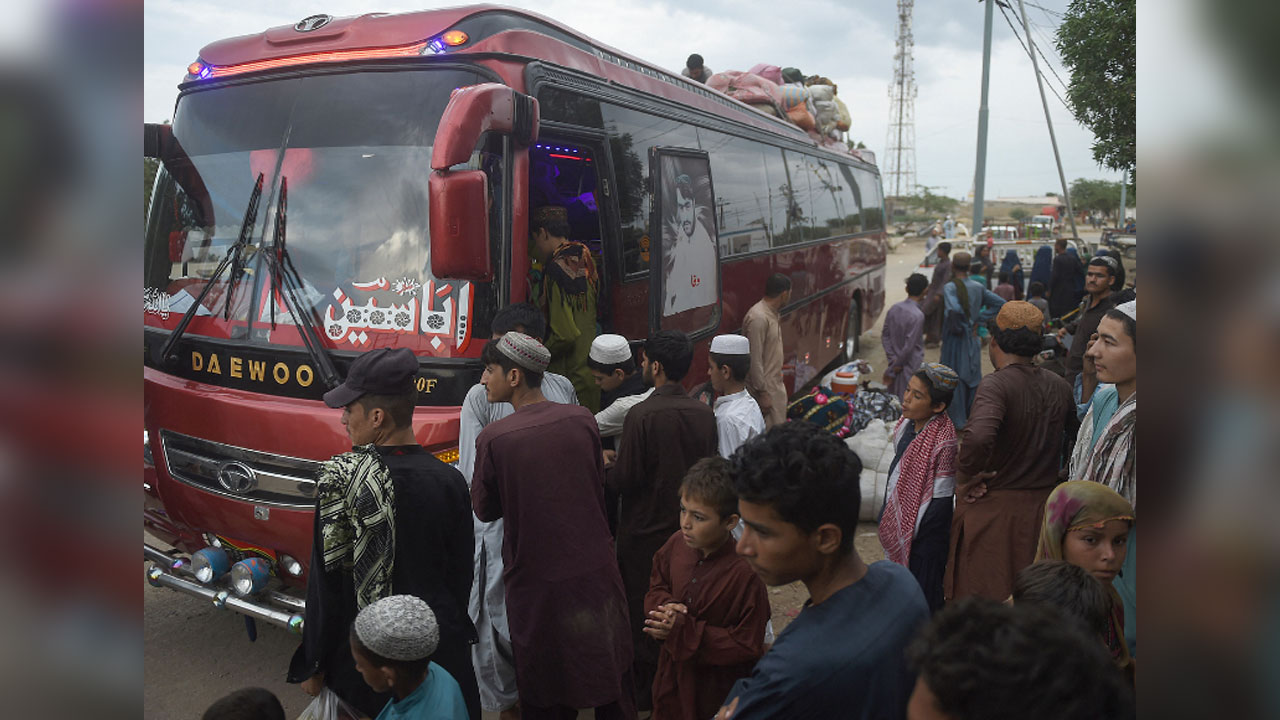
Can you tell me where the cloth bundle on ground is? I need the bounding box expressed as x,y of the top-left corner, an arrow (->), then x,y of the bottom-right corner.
844,418 -> 895,521
707,71 -> 783,111
786,386 -> 855,437
747,63 -> 783,85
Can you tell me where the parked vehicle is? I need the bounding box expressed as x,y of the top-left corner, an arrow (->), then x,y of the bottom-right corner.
143,6 -> 889,628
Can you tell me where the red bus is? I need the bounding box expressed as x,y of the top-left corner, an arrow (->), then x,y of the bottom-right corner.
143,6 -> 887,628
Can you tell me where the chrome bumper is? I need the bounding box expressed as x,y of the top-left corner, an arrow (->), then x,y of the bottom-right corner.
144,543 -> 305,634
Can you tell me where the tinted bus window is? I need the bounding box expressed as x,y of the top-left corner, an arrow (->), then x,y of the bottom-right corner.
805,154 -> 847,239
763,149 -> 798,247
772,149 -> 815,246
600,104 -> 699,276
701,131 -> 772,257
855,167 -> 886,230
537,86 -> 605,128
837,163 -> 865,233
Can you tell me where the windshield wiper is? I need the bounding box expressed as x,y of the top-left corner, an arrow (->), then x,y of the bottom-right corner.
156,173 -> 264,367
263,178 -> 341,390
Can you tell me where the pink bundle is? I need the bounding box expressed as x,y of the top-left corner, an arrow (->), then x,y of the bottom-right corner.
747,63 -> 783,85
707,71 -> 783,109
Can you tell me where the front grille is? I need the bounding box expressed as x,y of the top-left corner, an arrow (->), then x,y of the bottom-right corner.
160,430 -> 320,508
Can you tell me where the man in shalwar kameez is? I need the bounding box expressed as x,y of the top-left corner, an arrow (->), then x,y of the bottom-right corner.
940,252 -> 1007,427
881,273 -> 928,399
608,330 -> 718,711
944,302 -> 1074,604
471,333 -> 635,719
456,304 -> 578,718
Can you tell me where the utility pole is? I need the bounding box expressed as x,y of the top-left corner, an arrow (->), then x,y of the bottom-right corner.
1016,0 -> 1078,238
1118,168 -> 1127,225
971,0 -> 994,234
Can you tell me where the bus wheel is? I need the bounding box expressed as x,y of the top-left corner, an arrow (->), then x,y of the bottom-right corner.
844,298 -> 862,360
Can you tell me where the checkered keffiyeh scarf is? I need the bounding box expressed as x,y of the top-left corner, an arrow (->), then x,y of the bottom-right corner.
317,444 -> 396,610
878,413 -> 957,566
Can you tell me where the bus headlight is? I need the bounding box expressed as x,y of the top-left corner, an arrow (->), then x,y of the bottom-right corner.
230,558 -> 271,596
278,553 -> 303,577
191,547 -> 231,584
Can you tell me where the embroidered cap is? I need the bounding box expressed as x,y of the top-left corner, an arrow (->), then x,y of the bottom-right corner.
323,348 -> 419,408
532,205 -> 568,225
590,334 -> 633,365
995,300 -> 1045,332
497,331 -> 551,373
354,595 -> 439,662
710,334 -> 750,355
921,362 -> 959,391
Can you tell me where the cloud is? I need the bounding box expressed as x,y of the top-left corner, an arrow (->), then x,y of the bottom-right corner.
143,0 -> 1112,200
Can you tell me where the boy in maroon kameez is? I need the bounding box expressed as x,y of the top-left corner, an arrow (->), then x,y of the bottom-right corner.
644,457 -> 770,720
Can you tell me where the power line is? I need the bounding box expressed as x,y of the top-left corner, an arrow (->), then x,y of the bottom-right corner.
1022,0 -> 1063,18
1027,19 -> 1072,96
996,2 -> 1071,112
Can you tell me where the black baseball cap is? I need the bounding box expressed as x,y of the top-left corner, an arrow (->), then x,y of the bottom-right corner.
322,348 -> 419,408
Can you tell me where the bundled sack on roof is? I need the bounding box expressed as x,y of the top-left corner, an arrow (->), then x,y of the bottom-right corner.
747,63 -> 783,85
787,103 -> 817,131
807,83 -> 835,103
814,99 -> 839,135
834,95 -> 852,132
781,67 -> 805,84
707,70 -> 782,109
777,82 -> 808,111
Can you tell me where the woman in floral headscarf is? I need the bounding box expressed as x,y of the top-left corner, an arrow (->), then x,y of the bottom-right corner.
1036,481 -> 1134,675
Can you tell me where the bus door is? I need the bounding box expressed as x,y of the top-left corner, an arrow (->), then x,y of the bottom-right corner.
648,147 -> 721,339
527,131 -> 617,324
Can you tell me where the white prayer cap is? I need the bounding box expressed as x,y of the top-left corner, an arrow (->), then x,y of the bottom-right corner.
710,334 -> 750,355
1114,299 -> 1136,322
354,595 -> 439,661
590,334 -> 633,365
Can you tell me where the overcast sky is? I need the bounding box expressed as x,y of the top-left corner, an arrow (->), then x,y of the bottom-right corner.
144,0 -> 1123,200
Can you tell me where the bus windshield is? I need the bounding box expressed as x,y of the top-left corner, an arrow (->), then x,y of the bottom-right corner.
144,67 -> 498,358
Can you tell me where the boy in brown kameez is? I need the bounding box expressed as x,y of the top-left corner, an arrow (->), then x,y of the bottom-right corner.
644,457 -> 770,720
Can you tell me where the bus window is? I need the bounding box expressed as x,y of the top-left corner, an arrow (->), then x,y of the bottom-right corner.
855,167 -> 886,230
652,149 -> 719,336
805,155 -> 847,239
601,104 -> 699,277
701,130 -> 773,257
770,149 -> 811,247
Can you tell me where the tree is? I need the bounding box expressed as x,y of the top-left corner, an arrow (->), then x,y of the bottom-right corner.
1010,207 -> 1030,221
907,185 -> 958,215
1056,0 -> 1135,172
1068,177 -> 1135,221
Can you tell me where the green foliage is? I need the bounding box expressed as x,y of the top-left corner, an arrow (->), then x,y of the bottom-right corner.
1057,0 -> 1136,171
144,157 -> 160,219
905,185 -> 958,215
1009,207 -> 1031,221
1069,177 -> 1135,220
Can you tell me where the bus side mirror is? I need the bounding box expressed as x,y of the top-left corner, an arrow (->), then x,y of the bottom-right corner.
429,170 -> 492,282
